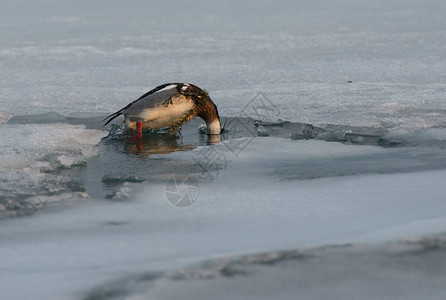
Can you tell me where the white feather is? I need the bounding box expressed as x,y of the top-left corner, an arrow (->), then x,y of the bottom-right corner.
156,84 -> 178,93
127,95 -> 194,129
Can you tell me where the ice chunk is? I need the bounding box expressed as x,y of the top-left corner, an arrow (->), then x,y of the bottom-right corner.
0,123 -> 107,214
0,123 -> 106,169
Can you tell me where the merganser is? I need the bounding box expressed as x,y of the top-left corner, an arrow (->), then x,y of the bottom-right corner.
104,83 -> 221,135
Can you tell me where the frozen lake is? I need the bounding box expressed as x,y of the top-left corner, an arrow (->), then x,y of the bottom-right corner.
1,0 -> 446,299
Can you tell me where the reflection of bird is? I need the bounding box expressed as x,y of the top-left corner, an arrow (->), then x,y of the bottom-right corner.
124,132 -> 197,158
104,83 -> 221,135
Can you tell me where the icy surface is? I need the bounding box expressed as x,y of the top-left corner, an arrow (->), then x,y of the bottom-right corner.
0,124 -> 107,215
0,0 -> 445,130
1,0 -> 446,299
91,236 -> 446,300
3,138 -> 446,299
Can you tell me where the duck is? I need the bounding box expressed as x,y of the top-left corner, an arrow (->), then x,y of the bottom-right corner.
104,83 -> 221,135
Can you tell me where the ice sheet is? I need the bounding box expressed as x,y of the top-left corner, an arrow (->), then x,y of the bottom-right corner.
0,124 -> 107,215
1,0 -> 446,299
2,138 -> 446,299
0,0 -> 445,132
116,235 -> 446,300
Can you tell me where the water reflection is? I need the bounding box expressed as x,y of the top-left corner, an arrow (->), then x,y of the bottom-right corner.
103,116 -> 393,160
108,130 -> 222,158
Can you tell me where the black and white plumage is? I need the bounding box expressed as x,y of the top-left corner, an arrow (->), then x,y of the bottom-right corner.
103,83 -> 221,134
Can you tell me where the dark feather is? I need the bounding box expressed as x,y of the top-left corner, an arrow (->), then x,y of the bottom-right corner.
103,83 -> 178,126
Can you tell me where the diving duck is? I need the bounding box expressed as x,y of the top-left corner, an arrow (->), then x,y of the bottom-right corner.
104,83 -> 221,135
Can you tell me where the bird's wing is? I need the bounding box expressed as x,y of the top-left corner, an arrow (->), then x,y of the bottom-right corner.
103,83 -> 181,126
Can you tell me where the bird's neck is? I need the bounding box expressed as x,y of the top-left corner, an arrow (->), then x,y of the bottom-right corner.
206,118 -> 221,135
198,97 -> 221,135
